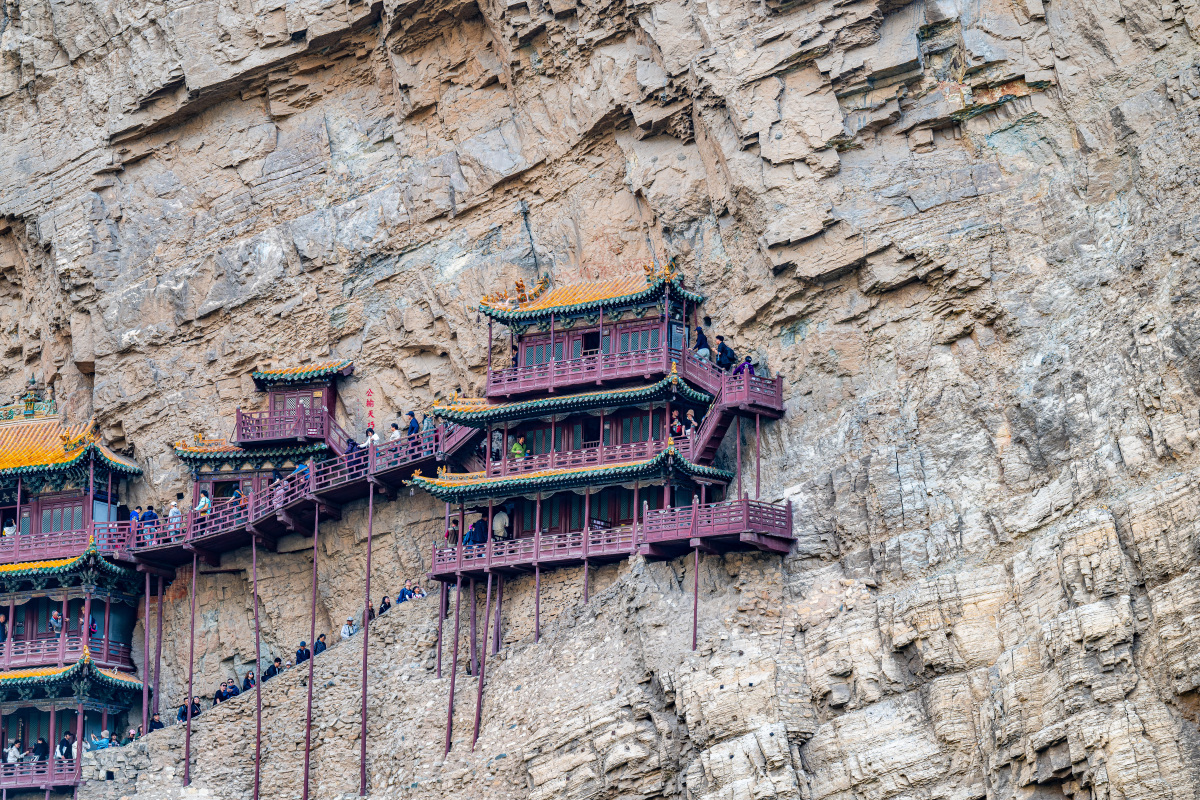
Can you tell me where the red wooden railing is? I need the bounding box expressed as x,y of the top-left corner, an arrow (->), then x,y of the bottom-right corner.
0,636 -> 132,670
0,758 -> 76,789
429,497 -> 791,577
486,437 -> 691,477
234,408 -> 351,454
487,346 -> 670,395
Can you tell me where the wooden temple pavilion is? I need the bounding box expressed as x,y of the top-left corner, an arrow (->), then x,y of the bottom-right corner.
138,262 -> 791,798
0,382 -> 152,796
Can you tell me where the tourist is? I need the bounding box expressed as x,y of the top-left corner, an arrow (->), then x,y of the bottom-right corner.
290,462 -> 310,481
694,325 -> 711,360
378,596 -> 392,615
405,411 -> 420,438
142,505 -> 160,533
130,506 -> 142,528
88,732 -> 109,751
149,714 -> 165,733
492,504 -> 510,541
296,641 -> 311,664
446,519 -> 460,546
510,435 -> 527,460
195,490 -> 212,516
32,737 -> 48,761
420,413 -> 435,434
262,657 -> 283,682
715,336 -> 736,371
5,739 -> 26,762
226,679 -> 240,698
732,356 -> 755,376
79,611 -> 96,639
340,618 -> 356,640
412,584 -> 426,599
212,683 -> 226,705
398,580 -> 414,603
166,500 -> 182,539
49,610 -> 63,635
242,672 -> 255,692
56,732 -> 74,759
685,409 -> 699,437
314,633 -> 327,656
0,611 -> 7,642
669,410 -> 684,437
388,422 -> 402,442
1,519 -> 13,537
364,427 -> 380,447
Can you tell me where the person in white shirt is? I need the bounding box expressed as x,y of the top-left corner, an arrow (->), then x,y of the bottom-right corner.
492,507 -> 510,541
387,422 -> 402,442
1,519 -> 14,536
340,618 -> 356,640
364,427 -> 380,447
6,741 -> 26,763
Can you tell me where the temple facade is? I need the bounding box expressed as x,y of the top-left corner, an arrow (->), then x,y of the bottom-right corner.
0,381 -> 147,794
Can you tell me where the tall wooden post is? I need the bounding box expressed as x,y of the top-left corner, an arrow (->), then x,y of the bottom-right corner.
252,535 -> 263,800
153,576 -> 164,715
102,597 -> 112,661
755,413 -> 761,500
692,545 -> 700,651
436,584 -> 446,679
468,578 -> 477,676
472,572 -> 493,748
142,572 -> 150,735
302,508 -> 320,800
487,321 -> 493,377
492,577 -> 503,655
445,576 -> 463,753
360,486 -> 376,796
73,703 -> 84,784
184,553 -> 196,786
736,417 -> 742,499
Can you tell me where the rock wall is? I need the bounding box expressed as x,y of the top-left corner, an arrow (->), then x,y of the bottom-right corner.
5,0 -> 1200,794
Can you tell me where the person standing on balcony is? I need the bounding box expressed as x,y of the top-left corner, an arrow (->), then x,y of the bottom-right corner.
167,500 -> 182,539
669,410 -> 684,438
56,732 -> 74,759
694,325 -> 711,361
364,427 -> 380,448
685,409 -> 699,437
32,737 -> 48,761
510,435 -> 528,461
715,336 -> 736,371
142,505 -> 160,542
421,413 -> 435,434
405,411 -> 419,438
129,506 -> 141,529
0,611 -> 7,642
79,612 -> 96,640
1,519 -> 13,536
733,356 -> 755,376
492,505 -> 510,541
194,490 -> 211,516
388,422 -> 402,442
49,610 -> 63,636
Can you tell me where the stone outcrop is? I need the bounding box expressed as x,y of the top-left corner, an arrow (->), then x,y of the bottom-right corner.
5,0 -> 1200,794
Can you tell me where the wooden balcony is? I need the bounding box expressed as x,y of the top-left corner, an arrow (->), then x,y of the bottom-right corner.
233,408 -> 351,453
0,523 -> 134,567
484,437 -> 692,477
428,497 -> 793,579
0,635 -> 133,672
0,758 -> 76,790
486,346 -> 671,397
131,423 -> 482,564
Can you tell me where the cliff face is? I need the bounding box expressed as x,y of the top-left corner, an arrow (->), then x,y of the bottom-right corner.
5,0 -> 1200,795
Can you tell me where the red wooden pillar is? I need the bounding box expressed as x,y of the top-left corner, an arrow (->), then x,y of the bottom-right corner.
632,482 -> 640,552
4,599 -> 13,670
57,595 -> 67,666
549,312 -> 555,392
13,478 -> 20,538
492,577 -> 503,655
755,413 -> 761,500
736,416 -> 743,499
597,306 -> 604,383
102,598 -> 111,662
142,572 -> 150,735
153,576 -> 164,715
252,535 -> 263,800
85,456 -> 94,530
692,545 -> 700,651
445,575 -> 463,754
468,578 -> 477,676
534,495 -> 542,641
46,706 -> 55,774
582,489 -> 590,603
487,321 -> 493,379
184,553 -> 196,786
301,508 -> 320,800
436,583 -> 447,679
472,572 -> 493,748
73,703 -> 84,784
360,486 -> 376,796
502,423 -> 509,475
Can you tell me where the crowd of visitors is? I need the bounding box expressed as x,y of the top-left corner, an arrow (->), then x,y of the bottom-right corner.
2,712 -> 169,762
164,578 -> 430,729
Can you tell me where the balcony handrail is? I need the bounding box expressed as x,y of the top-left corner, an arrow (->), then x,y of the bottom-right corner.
0,757 -> 76,788
490,436 -> 690,477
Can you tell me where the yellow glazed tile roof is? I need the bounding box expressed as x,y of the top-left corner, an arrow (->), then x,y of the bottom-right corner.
0,417 -> 139,474
0,665 -> 72,681
486,275 -> 650,313
96,666 -> 142,687
0,557 -> 79,573
251,360 -> 353,379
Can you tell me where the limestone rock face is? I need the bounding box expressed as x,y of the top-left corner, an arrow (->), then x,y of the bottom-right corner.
5,0 -> 1200,794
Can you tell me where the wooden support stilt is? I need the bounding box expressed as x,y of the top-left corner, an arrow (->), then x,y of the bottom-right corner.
534,565 -> 541,642
472,573 -> 493,748
468,578 -> 478,675
755,413 -> 761,500
360,486 -> 376,797
142,572 -> 150,736
436,583 -> 447,678
184,553 -> 197,786
153,575 -> 164,716
445,576 -> 463,754
301,507 -> 320,800
692,546 -> 700,651
252,534 -> 263,800
492,576 -> 503,655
